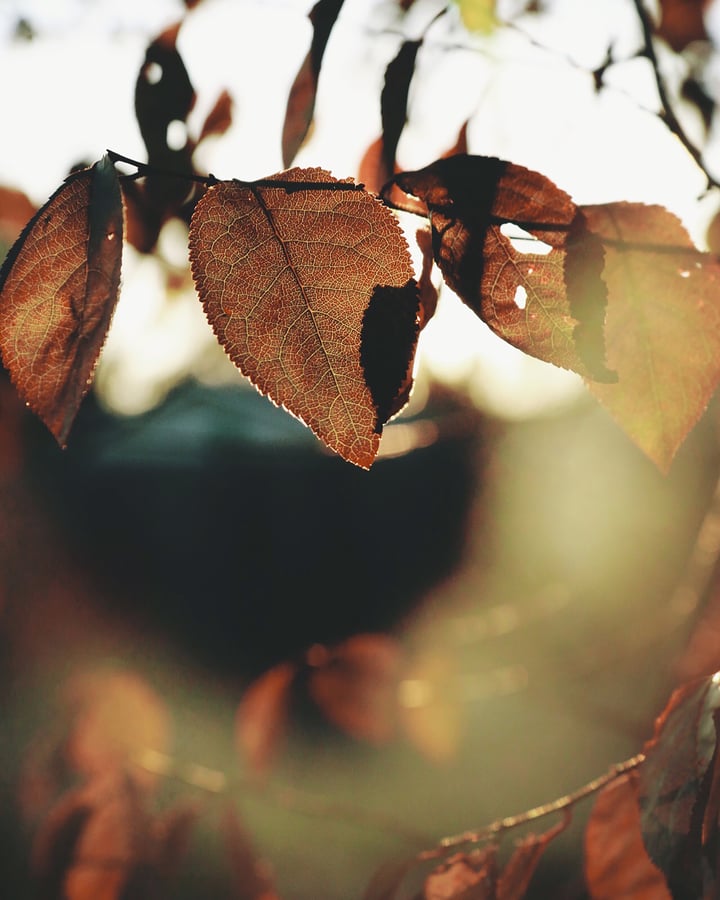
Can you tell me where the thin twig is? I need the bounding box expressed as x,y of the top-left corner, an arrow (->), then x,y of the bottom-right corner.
417,753 -> 646,861
630,0 -> 720,192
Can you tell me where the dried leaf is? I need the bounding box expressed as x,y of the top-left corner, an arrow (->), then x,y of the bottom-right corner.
198,89 -> 233,143
0,155 -> 123,445
639,674 -> 720,898
582,203 -> 720,472
363,857 -> 416,900
282,0 -> 345,167
423,848 -> 498,899
657,0 -> 708,50
585,772 -> 671,900
222,803 -> 280,900
390,155 -> 613,383
32,789 -> 93,900
235,662 -> 298,775
0,184 -> 36,248
63,669 -> 172,783
189,168 -> 418,468
497,813 -> 570,899
308,634 -> 404,743
415,227 -> 439,330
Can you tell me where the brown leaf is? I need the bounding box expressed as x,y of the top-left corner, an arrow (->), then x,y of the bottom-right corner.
658,0 -> 708,50
582,203 -> 720,472
235,662 -> 298,776
399,650 -> 463,763
282,0 -> 345,167
0,155 -> 123,445
308,634 -> 404,743
639,675 -> 720,898
390,155 -> 613,382
198,89 -> 234,143
415,227 -> 439,330
0,184 -> 36,248
189,169 -> 417,468
63,669 -> 172,783
222,803 -> 280,900
423,848 -> 498,899
585,772 -> 671,900
33,774 -> 152,900
497,814 -> 570,899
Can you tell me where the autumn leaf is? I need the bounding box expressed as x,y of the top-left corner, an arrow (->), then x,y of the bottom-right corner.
582,203 -> 720,472
584,772 -> 670,899
389,154 -> 614,383
496,814 -> 570,899
422,848 -> 498,899
223,804 -> 280,900
638,674 -> 720,898
62,669 -> 172,783
307,634 -> 404,743
189,168 -> 418,468
235,662 -> 298,775
0,155 -> 123,446
282,0 -> 345,167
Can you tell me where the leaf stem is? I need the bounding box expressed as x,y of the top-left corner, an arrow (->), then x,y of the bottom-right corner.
417,752 -> 646,861
630,0 -> 720,192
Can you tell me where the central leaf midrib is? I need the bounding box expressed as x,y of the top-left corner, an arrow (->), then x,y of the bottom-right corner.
251,185 -> 360,439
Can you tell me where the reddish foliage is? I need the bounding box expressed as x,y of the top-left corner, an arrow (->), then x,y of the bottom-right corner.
584,772 -> 670,899
0,156 -> 123,446
189,168 -> 418,468
282,0 -> 346,167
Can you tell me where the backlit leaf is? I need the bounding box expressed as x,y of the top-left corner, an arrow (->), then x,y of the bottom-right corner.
189,168 -> 418,468
308,634 -> 403,743
235,662 -> 297,775
63,669 -> 172,784
0,155 -> 123,446
282,0 -> 345,167
582,203 -> 720,472
422,848 -> 498,899
222,803 -> 280,900
584,772 -> 670,899
497,814 -> 570,898
638,674 -> 720,898
390,155 -> 613,382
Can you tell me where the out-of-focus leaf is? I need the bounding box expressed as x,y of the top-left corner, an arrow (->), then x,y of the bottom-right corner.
63,669 -> 172,784
282,0 -> 345,167
0,155 -> 123,445
583,203 -> 720,472
308,634 -> 404,743
222,803 -> 280,900
128,23 -> 197,251
657,0 -> 708,50
363,857 -> 416,900
415,227 -> 439,330
399,650 -> 463,763
497,814 -> 570,899
639,674 -> 720,898
454,0 -> 497,33
585,772 -> 671,899
235,662 -> 297,776
422,848 -> 498,899
189,169 -> 418,468
198,88 -> 234,143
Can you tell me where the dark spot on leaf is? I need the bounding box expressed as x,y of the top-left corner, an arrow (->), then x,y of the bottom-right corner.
360,280 -> 419,432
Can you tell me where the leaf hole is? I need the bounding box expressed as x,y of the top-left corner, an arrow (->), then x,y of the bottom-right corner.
513,285 -> 528,309
500,223 -> 552,256
166,120 -> 188,151
144,61 -> 163,85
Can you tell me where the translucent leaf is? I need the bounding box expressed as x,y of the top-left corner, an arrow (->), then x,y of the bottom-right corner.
390,154 -> 613,382
582,203 -> 720,472
282,0 -> 345,167
584,772 -> 670,899
0,155 -> 123,445
639,675 -> 720,898
189,168 -> 418,468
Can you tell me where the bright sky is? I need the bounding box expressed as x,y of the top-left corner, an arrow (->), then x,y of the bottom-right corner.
0,0 -> 713,419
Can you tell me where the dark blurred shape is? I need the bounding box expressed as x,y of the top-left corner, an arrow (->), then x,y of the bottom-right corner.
29,380 -> 481,674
